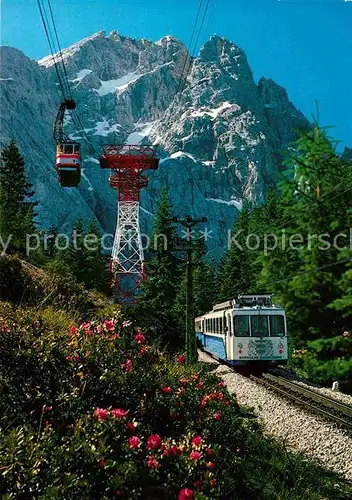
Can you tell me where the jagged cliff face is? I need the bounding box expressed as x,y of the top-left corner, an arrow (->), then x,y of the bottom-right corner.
0,30 -> 310,257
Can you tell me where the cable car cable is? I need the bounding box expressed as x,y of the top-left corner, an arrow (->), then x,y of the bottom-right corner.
37,0 -> 67,100
180,0 -> 211,94
46,0 -> 73,100
174,0 -> 205,99
39,0 -> 98,157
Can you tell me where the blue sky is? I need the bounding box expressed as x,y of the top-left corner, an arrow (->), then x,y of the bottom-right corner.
1,0 -> 351,150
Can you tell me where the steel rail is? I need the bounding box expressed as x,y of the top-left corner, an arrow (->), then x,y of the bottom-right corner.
251,373 -> 352,431
198,348 -> 352,431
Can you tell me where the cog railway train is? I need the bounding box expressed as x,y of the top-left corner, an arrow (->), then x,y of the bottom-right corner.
195,293 -> 288,368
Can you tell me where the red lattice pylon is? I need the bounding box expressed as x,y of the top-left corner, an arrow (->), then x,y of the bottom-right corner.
100,145 -> 158,303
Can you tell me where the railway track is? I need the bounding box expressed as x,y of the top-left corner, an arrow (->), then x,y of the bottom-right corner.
251,372 -> 352,432
198,348 -> 352,432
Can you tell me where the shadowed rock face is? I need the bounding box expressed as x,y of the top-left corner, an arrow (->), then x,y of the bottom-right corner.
0,31 -> 310,258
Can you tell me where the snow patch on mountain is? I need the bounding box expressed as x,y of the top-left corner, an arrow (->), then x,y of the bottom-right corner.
190,102 -> 234,119
95,72 -> 142,97
86,157 -> 100,165
170,151 -> 197,161
160,151 -> 197,164
69,69 -> 92,83
126,122 -> 154,145
206,197 -> 242,210
93,119 -> 121,136
81,169 -> 94,191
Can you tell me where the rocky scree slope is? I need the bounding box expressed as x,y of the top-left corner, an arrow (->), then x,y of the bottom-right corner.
0,30 -> 309,257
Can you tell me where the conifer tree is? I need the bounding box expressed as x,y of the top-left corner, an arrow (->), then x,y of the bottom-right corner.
54,217 -> 108,291
259,123 -> 352,339
46,225 -> 58,258
138,188 -> 182,347
84,217 -> 108,291
218,206 -> 254,301
0,140 -> 37,253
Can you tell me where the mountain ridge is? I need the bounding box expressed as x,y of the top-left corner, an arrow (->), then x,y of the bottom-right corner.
0,31 -> 312,257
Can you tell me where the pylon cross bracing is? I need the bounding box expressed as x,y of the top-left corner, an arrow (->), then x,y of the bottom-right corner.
100,144 -> 158,303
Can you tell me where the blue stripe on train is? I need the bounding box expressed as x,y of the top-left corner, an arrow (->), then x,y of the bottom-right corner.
196,332 -> 249,366
197,332 -> 227,361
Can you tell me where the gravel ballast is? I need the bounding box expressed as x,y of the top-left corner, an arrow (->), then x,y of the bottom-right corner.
198,350 -> 352,481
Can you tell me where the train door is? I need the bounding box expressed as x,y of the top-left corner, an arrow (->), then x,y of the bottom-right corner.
225,311 -> 234,360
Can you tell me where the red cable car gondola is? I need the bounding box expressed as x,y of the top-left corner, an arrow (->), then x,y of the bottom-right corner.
56,141 -> 81,187
54,99 -> 81,187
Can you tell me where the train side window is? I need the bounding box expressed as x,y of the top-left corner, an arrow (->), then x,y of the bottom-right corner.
228,315 -> 232,335
74,144 -> 80,154
250,315 -> 269,337
269,315 -> 285,336
219,317 -> 223,334
234,315 -> 250,337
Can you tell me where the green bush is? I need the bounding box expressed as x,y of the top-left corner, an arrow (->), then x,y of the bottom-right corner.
0,255 -> 40,303
290,334 -> 352,393
0,255 -> 110,319
0,306 -> 351,499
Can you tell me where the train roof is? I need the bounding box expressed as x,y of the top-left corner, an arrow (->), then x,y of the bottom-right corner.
196,294 -> 284,316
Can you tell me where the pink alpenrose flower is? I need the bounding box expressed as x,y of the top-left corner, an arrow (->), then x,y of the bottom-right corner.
162,386 -> 172,393
128,436 -> 141,449
70,325 -> 77,336
121,359 -> 133,372
134,331 -> 146,344
191,436 -> 202,447
111,408 -> 128,419
178,488 -> 194,500
146,434 -> 162,450
146,455 -> 160,469
189,451 -> 202,461
93,408 -> 109,421
104,319 -> 115,331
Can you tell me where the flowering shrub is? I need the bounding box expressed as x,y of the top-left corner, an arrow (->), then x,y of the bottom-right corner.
0,302 -> 351,499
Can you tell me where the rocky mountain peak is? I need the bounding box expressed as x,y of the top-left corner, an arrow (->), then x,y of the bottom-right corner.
0,31 -> 313,258
199,35 -> 243,63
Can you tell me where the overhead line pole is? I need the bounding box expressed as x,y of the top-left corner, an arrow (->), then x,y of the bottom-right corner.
172,215 -> 207,364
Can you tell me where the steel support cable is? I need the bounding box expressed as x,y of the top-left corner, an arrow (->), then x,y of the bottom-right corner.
41,1 -> 71,100
46,0 -> 91,149
37,0 -> 67,100
42,0 -> 98,156
70,111 -> 97,155
180,0 -> 211,94
167,0 -> 207,117
203,0 -> 217,38
46,0 -> 73,101
173,0 -> 205,99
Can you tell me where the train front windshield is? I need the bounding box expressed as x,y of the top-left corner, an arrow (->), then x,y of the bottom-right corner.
234,314 -> 285,337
